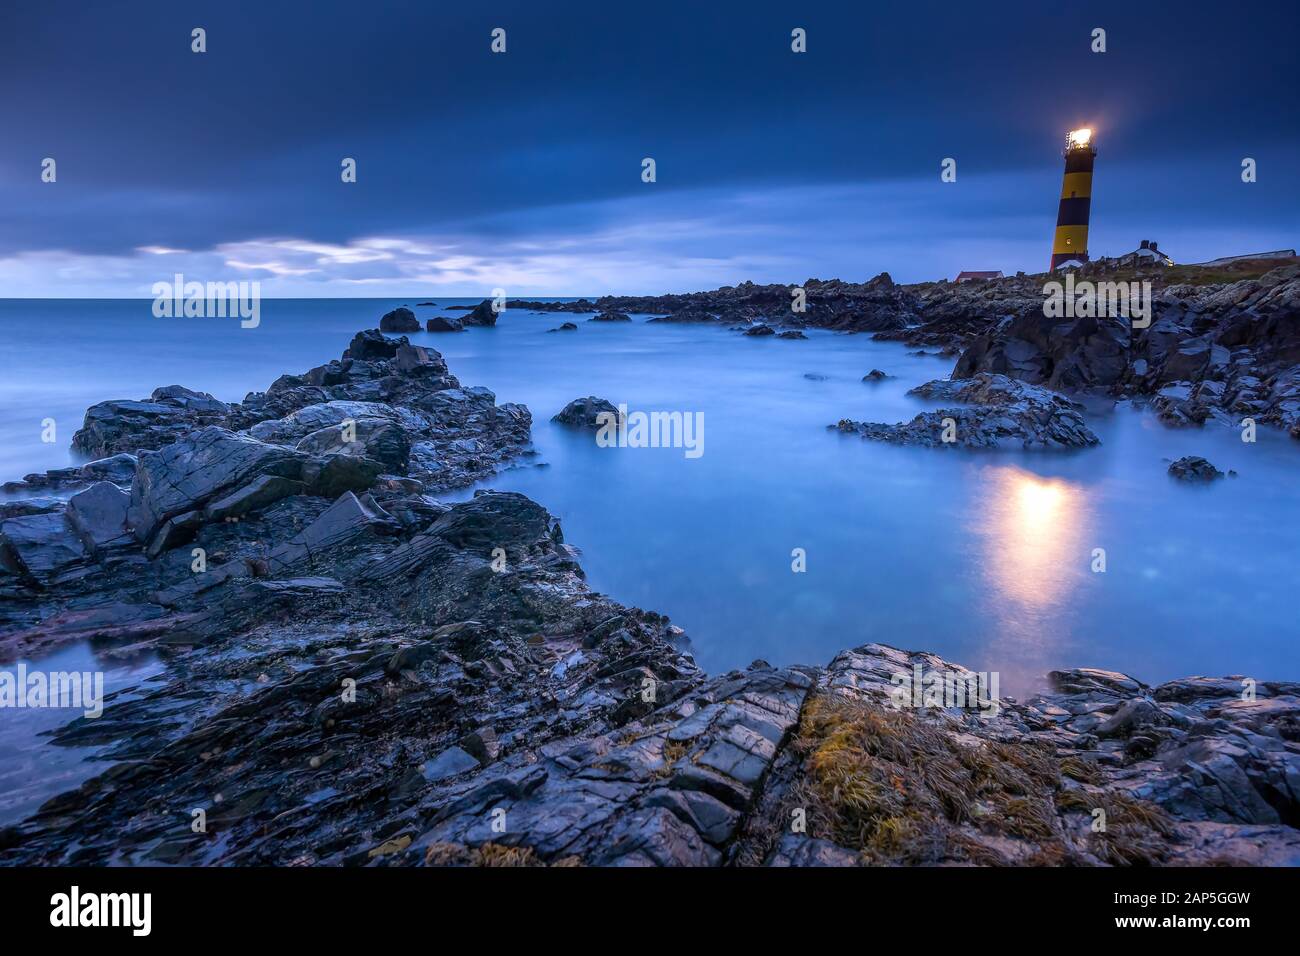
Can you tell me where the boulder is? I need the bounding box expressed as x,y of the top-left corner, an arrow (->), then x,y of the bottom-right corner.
202,474 -> 306,522
425,316 -> 464,333
462,299 -> 499,327
126,427 -> 302,545
552,397 -> 622,429
66,481 -> 133,553
743,324 -> 775,337
379,307 -> 421,333
343,329 -> 401,361
296,419 -> 411,472
589,311 -> 631,322
836,373 -> 1100,449
1168,456 -> 1226,482
0,512 -> 90,586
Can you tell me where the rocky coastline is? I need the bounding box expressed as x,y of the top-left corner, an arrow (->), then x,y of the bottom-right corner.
1,315 -> 1298,866
512,259 -> 1300,443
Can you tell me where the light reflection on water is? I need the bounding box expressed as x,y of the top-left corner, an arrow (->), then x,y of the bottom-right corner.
969,466 -> 1091,694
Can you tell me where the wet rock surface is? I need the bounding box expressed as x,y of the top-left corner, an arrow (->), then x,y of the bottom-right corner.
737,645 -> 1300,866
833,373 -> 1100,450
1168,455 -> 1228,482
379,307 -> 421,333
425,316 -> 464,333
2,329 -> 533,646
552,397 -> 620,430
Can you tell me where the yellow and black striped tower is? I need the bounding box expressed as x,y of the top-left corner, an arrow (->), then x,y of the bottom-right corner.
1050,128 -> 1096,270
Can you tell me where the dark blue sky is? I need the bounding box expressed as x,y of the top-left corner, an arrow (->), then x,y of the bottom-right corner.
2,0 -> 1296,294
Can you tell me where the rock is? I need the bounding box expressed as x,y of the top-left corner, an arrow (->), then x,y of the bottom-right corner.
589,311 -> 631,322
300,454 -> 385,498
648,308 -> 716,324
743,324 -> 775,336
547,322 -> 578,332
72,395 -> 228,460
552,396 -> 621,429
462,299 -> 499,327
766,835 -> 862,867
426,316 -> 464,333
202,474 -> 305,523
422,746 -> 480,782
126,427 -> 301,545
863,369 -> 890,382
836,373 -> 1100,450
777,330 -> 806,340
0,512 -> 90,586
150,385 -> 229,413
393,343 -> 446,377
342,329 -> 401,360
379,307 -> 420,333
79,453 -> 138,486
65,481 -> 133,553
297,419 -> 411,472
1168,456 -> 1226,482
457,727 -> 500,765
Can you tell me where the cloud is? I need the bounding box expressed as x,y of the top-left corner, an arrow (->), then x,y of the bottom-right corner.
3,163 -> 1295,297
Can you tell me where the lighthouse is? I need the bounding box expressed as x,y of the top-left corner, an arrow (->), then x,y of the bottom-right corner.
1050,128 -> 1096,271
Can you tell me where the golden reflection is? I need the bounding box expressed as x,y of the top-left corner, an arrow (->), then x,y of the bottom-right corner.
975,466 -> 1087,610
966,465 -> 1095,696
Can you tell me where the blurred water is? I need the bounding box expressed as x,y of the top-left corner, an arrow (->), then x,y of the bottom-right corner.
1,298 -> 1297,704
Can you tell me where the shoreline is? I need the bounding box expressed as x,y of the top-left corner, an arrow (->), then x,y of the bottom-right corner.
1,298 -> 1298,865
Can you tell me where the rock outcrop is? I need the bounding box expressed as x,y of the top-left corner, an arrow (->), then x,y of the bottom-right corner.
1168,456 -> 1228,482
426,316 -> 465,333
552,397 -> 621,430
379,307 -> 421,333
2,330 -> 533,641
834,373 -> 1100,450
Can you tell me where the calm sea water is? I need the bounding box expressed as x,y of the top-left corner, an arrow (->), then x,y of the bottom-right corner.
1,297 -> 1298,819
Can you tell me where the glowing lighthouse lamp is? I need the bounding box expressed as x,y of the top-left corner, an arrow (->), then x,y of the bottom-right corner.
1050,128 -> 1097,271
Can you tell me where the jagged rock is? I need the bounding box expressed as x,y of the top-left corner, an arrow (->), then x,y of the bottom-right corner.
777,330 -> 806,340
426,316 -> 464,333
66,481 -> 133,553
648,308 -> 716,324
589,311 -> 631,322
126,427 -> 302,545
1168,455 -> 1226,482
743,324 -> 775,336
343,329 -> 401,361
79,453 -> 138,486
836,373 -> 1100,449
379,307 -> 421,333
862,369 -> 890,382
552,396 -> 621,429
461,299 -> 499,327
202,474 -> 305,523
0,511 -> 90,586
